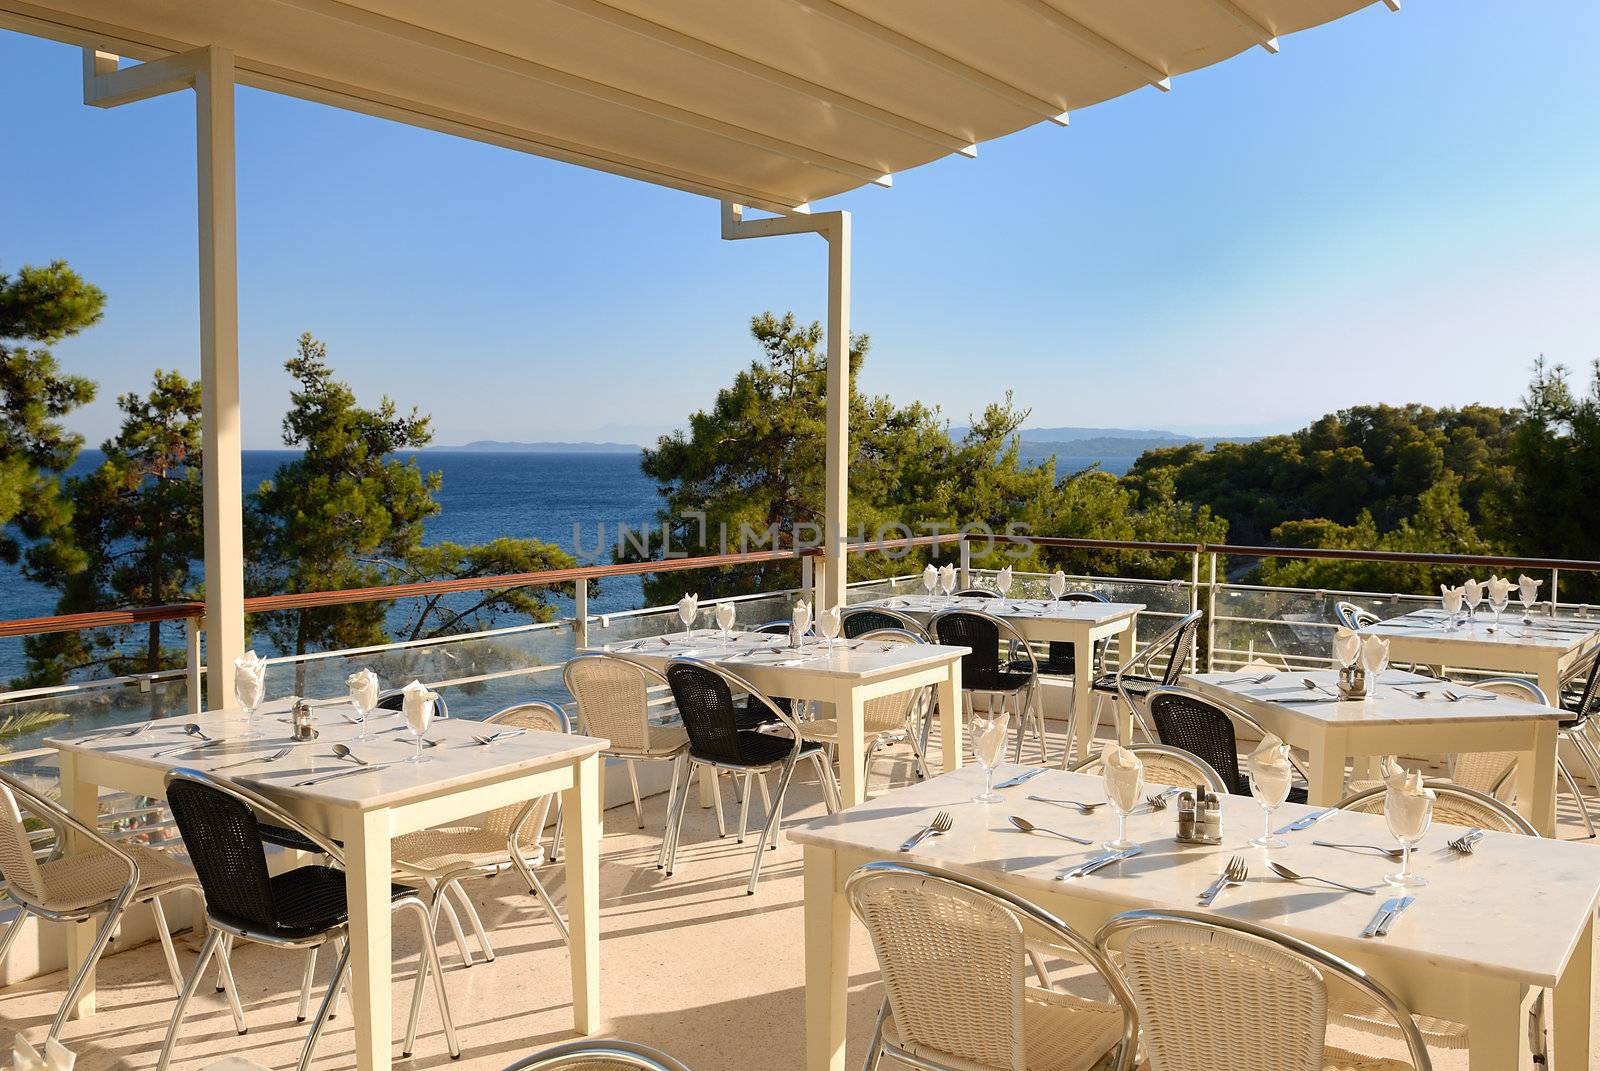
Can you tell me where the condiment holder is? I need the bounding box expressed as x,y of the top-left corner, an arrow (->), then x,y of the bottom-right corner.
1176,784 -> 1223,844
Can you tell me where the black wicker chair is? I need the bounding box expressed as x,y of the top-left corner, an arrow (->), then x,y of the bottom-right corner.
952,587 -> 992,599
841,605 -> 927,640
1006,590 -> 1108,677
1088,610 -> 1204,744
929,609 -> 1046,764
1143,686 -> 1309,802
739,620 -> 796,727
662,659 -> 839,894
158,768 -> 459,1071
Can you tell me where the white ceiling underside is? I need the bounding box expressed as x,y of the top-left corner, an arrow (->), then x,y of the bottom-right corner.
2,0 -> 1394,212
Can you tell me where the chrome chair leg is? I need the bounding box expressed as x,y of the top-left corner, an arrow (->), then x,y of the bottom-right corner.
710,771 -> 728,838
157,926 -> 223,1071
398,896 -> 460,1059
756,771 -> 772,816
657,753 -> 687,869
448,880 -> 495,963
0,904 -> 29,967
1557,758 -> 1596,837
296,945 -> 318,1022
510,850 -> 570,943
664,762 -> 694,876
296,943 -> 350,1071
1564,732 -> 1600,836
737,774 -> 753,844
862,1000 -> 889,1071
749,757 -> 798,894
438,889 -> 474,969
212,925 -> 248,1034
812,752 -> 842,814
148,894 -> 185,993
549,799 -> 564,862
49,886 -> 132,1040
626,759 -> 644,828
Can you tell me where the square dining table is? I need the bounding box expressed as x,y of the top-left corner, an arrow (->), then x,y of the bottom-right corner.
793,766 -> 1599,1071
1183,668 -> 1565,835
848,594 -> 1145,762
595,629 -> 968,807
1362,608 -> 1600,702
46,700 -> 608,1071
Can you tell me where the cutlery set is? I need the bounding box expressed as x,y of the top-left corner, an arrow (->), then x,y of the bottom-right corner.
1362,896 -> 1416,938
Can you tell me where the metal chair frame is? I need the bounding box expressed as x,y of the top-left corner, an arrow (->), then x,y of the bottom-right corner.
928,607 -> 1047,765
841,605 -> 930,640
565,653 -> 691,834
1069,741 -> 1230,795
1142,685 -> 1313,796
501,1039 -> 694,1071
798,627 -> 934,796
1334,601 -> 1381,631
1105,611 -> 1204,745
1335,778 -> 1540,837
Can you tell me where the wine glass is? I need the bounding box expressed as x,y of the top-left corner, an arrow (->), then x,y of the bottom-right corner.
406,696 -> 435,764
1468,582 -> 1485,625
678,599 -> 698,637
1519,584 -> 1538,632
235,668 -> 265,740
349,677 -> 377,742
715,602 -> 736,644
1385,788 -> 1433,888
1489,587 -> 1509,633
1102,760 -> 1144,852
970,702 -> 1009,804
1248,768 -> 1292,848
819,608 -> 841,652
1048,571 -> 1068,600
922,566 -> 938,601
939,568 -> 957,604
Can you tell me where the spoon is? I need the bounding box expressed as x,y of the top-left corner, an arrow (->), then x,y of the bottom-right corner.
1302,678 -> 1336,696
183,723 -> 212,742
1009,815 -> 1092,845
331,743 -> 369,766
1268,860 -> 1376,895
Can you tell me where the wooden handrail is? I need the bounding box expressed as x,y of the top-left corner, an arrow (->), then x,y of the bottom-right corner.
3,535 -> 1597,641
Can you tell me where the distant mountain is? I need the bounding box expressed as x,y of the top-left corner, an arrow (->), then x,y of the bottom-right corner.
1016,426 -> 1194,442
433,440 -> 641,453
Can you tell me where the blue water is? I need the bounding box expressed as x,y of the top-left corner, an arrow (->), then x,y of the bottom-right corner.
0,451 -> 662,678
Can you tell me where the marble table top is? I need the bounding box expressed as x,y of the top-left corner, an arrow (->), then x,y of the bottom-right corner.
47,698 -> 607,811
791,766 -> 1600,986
1184,669 -> 1569,727
1364,608 -> 1600,654
596,629 -> 967,682
855,593 -> 1144,625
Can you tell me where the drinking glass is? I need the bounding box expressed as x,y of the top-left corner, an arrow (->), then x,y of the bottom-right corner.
1048,572 -> 1068,600
236,673 -> 265,740
1384,790 -> 1433,887
1519,589 -> 1537,631
1469,586 -> 1485,625
1248,771 -> 1292,848
678,601 -> 698,637
349,686 -> 376,742
406,698 -> 435,764
1102,762 -> 1144,852
715,602 -> 736,644
922,570 -> 938,599
996,573 -> 1011,611
939,570 -> 956,604
970,704 -> 1009,804
1490,590 -> 1509,633
819,610 -> 841,652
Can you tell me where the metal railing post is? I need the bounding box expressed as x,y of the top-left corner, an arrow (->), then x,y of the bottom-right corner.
958,537 -> 972,589
185,617 -> 203,714
573,582 -> 589,650
1552,568 -> 1561,614
1206,552 -> 1219,673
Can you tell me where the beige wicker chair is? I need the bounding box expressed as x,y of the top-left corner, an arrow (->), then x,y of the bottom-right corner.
1069,742 -> 1228,794
795,628 -> 932,798
847,860 -> 1135,1071
501,1039 -> 693,1071
0,768 -> 211,1040
1096,909 -> 1430,1071
389,701 -> 572,975
565,654 -> 690,834
1335,779 -> 1537,835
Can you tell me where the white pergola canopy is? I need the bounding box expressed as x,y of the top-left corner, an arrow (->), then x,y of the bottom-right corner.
5,0 -> 1393,211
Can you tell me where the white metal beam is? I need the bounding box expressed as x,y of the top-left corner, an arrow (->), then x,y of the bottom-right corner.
543,0 -> 976,158
1003,0 -> 1173,91
721,202 -> 849,611
1200,0 -> 1281,54
273,0 -> 893,189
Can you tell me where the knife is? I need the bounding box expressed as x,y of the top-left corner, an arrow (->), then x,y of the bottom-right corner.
1056,846 -> 1142,880
292,761 -> 402,787
1375,896 -> 1416,937
1274,808 -> 1336,835
994,768 -> 1045,790
1362,898 -> 1402,938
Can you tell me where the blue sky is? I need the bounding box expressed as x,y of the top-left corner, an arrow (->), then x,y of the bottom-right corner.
3,1 -> 1597,449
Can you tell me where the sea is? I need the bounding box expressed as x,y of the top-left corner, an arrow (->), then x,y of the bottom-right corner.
0,451 -> 664,681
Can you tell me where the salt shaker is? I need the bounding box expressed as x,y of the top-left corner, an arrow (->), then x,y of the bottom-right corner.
291,697 -> 315,741
1176,790 -> 1196,840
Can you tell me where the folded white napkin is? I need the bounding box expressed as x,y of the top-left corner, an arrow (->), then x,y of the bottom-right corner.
819,605 -> 842,638
234,650 -> 266,709
677,592 -> 699,624
995,566 -> 1013,595
1048,569 -> 1068,599
45,1040 -> 73,1071
1246,734 -> 1294,807
922,564 -> 938,591
715,602 -> 736,631
15,1035 -> 77,1071
1463,578 -> 1482,607
1360,634 -> 1390,676
1518,574 -> 1542,606
1332,626 -> 1362,668
939,563 -> 957,590
972,709 -> 1009,767
1101,744 -> 1145,813
792,599 -> 811,636
1382,759 -> 1435,841
346,668 -> 380,712
1440,583 -> 1464,616
1487,575 -> 1513,604
401,679 -> 438,734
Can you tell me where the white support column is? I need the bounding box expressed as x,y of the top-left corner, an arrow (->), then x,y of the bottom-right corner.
721,201 -> 852,610
195,49 -> 245,705
83,45 -> 245,706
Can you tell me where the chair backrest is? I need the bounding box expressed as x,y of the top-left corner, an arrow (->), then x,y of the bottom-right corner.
564,654 -> 665,752
1071,743 -> 1228,794
1143,687 -> 1249,795
1097,910 -> 1431,1071
952,588 -> 991,599
1333,601 -> 1380,631
1150,611 -> 1204,685
749,620 -> 792,635
848,861 -> 1133,1071
1452,678 -> 1545,794
929,609 -> 1034,687
842,606 -> 927,640
1057,591 -> 1109,603
1474,676 -> 1548,705
165,768 -> 341,935
0,771 -> 52,905
500,1040 -> 693,1071
478,701 -> 572,843
1337,779 -> 1537,835
665,659 -> 797,766
1565,652 -> 1600,721
376,688 -> 449,719
857,629 -> 929,733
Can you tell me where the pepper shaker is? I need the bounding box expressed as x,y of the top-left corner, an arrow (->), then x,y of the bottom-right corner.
291,697 -> 315,741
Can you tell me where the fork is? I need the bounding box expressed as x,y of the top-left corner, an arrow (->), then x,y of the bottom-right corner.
1198,855 -> 1248,906
1313,839 -> 1406,860
472,728 -> 527,746
1447,827 -> 1485,854
1026,794 -> 1105,814
899,810 -> 953,852
214,746 -> 291,771
1220,673 -> 1274,685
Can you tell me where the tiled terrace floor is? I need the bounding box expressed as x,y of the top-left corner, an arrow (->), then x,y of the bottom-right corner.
1,724 -> 1592,1071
